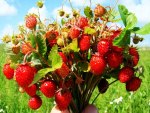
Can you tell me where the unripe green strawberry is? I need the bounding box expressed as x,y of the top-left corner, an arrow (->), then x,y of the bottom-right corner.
94,4 -> 106,17
118,67 -> 134,83
126,77 -> 142,91
40,80 -> 56,98
90,55 -> 106,75
79,35 -> 91,51
28,95 -> 42,110
59,10 -> 65,17
3,63 -> 14,80
15,64 -> 37,88
36,0 -> 43,8
25,15 -> 37,29
55,63 -> 70,78
55,91 -> 72,111
69,27 -> 80,39
24,84 -> 37,96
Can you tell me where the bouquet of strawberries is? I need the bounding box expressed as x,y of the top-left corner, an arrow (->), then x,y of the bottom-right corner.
2,1 -> 150,113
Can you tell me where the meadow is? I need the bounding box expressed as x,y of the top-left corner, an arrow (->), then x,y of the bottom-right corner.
0,44 -> 150,113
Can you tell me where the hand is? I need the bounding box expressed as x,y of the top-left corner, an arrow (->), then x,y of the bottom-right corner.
50,105 -> 70,113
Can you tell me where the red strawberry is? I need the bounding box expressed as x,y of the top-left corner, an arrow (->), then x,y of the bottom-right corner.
28,95 -> 42,110
112,46 -> 123,53
55,63 -> 70,78
118,67 -> 134,83
26,15 -> 37,29
21,42 -> 32,54
129,47 -> 139,66
97,39 -> 111,56
24,84 -> 37,96
110,29 -> 122,40
40,81 -> 56,98
58,52 -> 68,64
77,16 -> 88,29
98,79 -> 109,94
15,64 -> 37,87
55,91 -> 72,111
94,4 -> 106,17
106,51 -> 123,68
69,27 -> 80,39
3,63 -> 14,79
126,77 -> 142,91
79,35 -> 91,51
90,55 -> 106,75
48,39 -> 57,47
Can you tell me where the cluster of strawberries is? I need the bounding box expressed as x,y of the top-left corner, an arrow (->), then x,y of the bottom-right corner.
2,3 -> 142,112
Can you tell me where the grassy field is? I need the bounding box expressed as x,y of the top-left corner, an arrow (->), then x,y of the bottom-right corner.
0,44 -> 150,113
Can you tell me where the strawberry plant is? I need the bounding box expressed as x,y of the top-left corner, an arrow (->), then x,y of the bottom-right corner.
2,0 -> 150,112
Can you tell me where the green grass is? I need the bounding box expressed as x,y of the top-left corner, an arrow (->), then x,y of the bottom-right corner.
0,45 -> 150,113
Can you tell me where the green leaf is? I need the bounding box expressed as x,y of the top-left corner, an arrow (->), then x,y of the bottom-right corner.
118,5 -> 129,26
76,61 -> 89,72
84,27 -> 96,35
29,33 -> 36,48
61,18 -> 66,26
126,13 -> 137,29
48,45 -> 62,70
135,23 -> 150,35
36,33 -> 47,56
113,29 -> 131,47
84,6 -> 93,18
31,68 -> 54,86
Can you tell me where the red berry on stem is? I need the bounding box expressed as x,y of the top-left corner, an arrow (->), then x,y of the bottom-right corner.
90,55 -> 106,75
126,77 -> 142,91
79,35 -> 91,51
94,4 -> 106,17
24,84 -> 37,96
55,91 -> 72,111
58,52 -> 68,64
15,64 -> 37,88
26,15 -> 37,30
106,51 -> 123,68
3,64 -> 14,80
129,47 -> 139,66
40,80 -> 56,98
118,66 -> 134,83
28,95 -> 42,110
69,27 -> 80,39
77,16 -> 88,29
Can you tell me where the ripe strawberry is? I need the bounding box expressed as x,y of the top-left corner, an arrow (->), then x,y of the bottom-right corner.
3,63 -> 14,80
97,39 -> 111,56
126,77 -> 142,91
40,81 -> 56,98
55,63 -> 70,78
58,52 -> 68,64
69,27 -> 80,39
94,4 -> 106,17
15,64 -> 37,87
112,46 -> 123,53
24,84 -> 37,96
129,47 -> 139,66
98,79 -> 109,93
118,67 -> 134,83
55,91 -> 72,111
106,51 -> 123,68
77,16 -> 88,29
28,95 -> 42,110
90,55 -> 106,75
26,15 -> 37,29
79,35 -> 91,51
21,42 -> 32,54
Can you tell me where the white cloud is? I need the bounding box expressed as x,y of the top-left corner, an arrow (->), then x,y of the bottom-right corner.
28,5 -> 48,21
1,25 -> 15,36
119,0 -> 150,24
0,0 -> 17,16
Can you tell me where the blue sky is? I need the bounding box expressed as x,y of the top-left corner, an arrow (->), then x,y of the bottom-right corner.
0,0 -> 150,46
